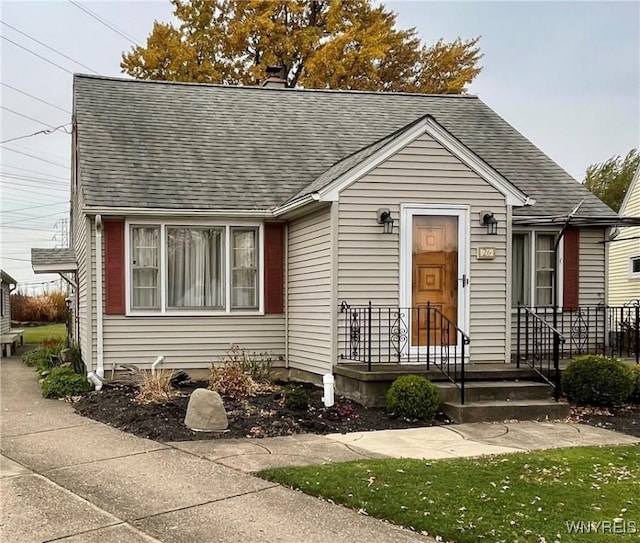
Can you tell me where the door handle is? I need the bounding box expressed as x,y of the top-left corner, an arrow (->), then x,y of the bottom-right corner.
459,274 -> 469,287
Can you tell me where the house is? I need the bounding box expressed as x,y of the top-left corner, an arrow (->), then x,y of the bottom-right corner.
31,74 -> 639,418
608,166 -> 640,306
1,269 -> 23,356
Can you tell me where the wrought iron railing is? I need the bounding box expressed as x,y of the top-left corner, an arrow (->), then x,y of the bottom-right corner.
515,305 -> 566,399
516,303 -> 639,364
338,301 -> 470,404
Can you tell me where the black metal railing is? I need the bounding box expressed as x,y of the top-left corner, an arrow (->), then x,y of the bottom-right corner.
515,305 -> 566,399
516,303 -> 639,365
338,301 -> 470,404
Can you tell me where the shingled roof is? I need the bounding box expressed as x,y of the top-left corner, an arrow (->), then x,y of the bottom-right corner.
74,74 -> 615,218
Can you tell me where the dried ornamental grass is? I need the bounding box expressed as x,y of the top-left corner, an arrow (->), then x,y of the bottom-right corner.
135,368 -> 179,404
209,363 -> 258,400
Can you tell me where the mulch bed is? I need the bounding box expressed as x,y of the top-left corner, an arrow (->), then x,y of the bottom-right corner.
570,404 -> 640,438
73,381 -> 450,442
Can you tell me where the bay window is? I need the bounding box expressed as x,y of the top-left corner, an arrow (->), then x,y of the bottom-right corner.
129,223 -> 260,313
512,231 -> 559,307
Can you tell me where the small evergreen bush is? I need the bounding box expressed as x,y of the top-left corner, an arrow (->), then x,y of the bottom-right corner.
283,386 -> 309,411
41,367 -> 91,399
562,355 -> 634,407
630,365 -> 640,404
386,375 -> 440,420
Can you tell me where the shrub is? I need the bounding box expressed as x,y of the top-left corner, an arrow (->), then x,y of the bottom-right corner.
136,369 -> 178,404
221,344 -> 275,383
562,355 -> 634,407
10,291 -> 68,322
283,385 -> 309,411
386,375 -> 440,420
630,365 -> 640,404
209,363 -> 258,400
41,367 -> 91,398
23,345 -> 64,375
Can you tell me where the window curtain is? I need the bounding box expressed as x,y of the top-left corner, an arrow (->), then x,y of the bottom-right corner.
167,228 -> 222,308
131,227 -> 159,309
231,229 -> 257,308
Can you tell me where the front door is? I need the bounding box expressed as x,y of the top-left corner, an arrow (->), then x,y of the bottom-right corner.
401,205 -> 468,354
412,215 -> 458,346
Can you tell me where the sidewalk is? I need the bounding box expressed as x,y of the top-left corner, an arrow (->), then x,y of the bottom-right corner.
2,353 -> 638,543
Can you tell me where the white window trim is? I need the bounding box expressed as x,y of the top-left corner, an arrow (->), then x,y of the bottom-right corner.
630,255 -> 640,280
125,218 -> 264,316
511,228 -> 564,309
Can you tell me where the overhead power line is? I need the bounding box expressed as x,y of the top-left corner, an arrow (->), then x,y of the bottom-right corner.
1,105 -> 57,129
2,164 -> 69,181
0,123 -> 72,145
1,211 -> 68,227
0,35 -> 73,74
1,82 -> 71,114
3,201 -> 68,213
0,147 -> 70,169
0,20 -> 99,74
0,171 -> 70,185
68,0 -> 140,46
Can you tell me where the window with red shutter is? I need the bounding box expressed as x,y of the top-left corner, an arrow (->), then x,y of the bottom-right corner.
104,220 -> 125,315
264,223 -> 284,314
563,228 -> 580,310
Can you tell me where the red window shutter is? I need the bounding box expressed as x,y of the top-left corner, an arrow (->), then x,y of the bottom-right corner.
264,223 -> 285,314
104,220 -> 125,315
563,227 -> 580,310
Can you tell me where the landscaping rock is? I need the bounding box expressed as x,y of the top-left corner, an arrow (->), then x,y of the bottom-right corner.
184,388 -> 228,432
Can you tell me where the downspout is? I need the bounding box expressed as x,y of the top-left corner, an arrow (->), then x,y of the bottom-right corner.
284,222 -> 289,369
552,200 -> 584,397
95,215 -> 104,380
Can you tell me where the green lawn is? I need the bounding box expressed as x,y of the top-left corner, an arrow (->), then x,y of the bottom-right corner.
260,445 -> 640,543
19,323 -> 67,344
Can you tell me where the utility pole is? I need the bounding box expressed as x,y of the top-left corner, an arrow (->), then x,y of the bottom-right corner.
53,218 -> 69,248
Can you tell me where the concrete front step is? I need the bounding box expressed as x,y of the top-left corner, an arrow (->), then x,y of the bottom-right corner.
442,399 -> 570,424
435,380 -> 553,403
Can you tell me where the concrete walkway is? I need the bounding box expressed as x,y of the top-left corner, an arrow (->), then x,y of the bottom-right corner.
2,354 -> 638,543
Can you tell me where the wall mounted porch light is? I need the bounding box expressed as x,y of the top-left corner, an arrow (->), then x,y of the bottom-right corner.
480,211 -> 498,235
376,208 -> 394,234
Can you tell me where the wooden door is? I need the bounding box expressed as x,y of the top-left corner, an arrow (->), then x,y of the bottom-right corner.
411,215 -> 458,346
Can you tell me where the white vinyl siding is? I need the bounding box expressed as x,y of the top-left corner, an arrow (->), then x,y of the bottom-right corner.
89,218 -> 285,371
72,184 -> 92,370
0,284 -> 10,335
608,182 -> 640,306
287,206 -> 333,374
580,228 -> 607,306
337,132 -> 508,363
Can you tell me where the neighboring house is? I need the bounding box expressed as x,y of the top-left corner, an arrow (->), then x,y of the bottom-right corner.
1,270 -> 22,356
31,74 -> 637,411
0,270 -> 16,336
608,166 -> 640,306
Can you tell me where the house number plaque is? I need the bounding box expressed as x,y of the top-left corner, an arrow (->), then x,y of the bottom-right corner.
477,246 -> 496,260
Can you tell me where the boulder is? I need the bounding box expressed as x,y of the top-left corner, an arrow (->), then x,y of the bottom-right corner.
184,388 -> 228,432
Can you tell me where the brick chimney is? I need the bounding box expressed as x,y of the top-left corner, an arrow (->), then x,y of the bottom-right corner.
262,66 -> 287,88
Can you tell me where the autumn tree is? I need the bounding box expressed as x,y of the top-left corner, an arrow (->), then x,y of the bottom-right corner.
121,0 -> 482,93
585,149 -> 639,212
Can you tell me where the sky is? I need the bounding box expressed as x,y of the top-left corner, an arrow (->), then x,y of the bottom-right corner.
1,0 -> 639,289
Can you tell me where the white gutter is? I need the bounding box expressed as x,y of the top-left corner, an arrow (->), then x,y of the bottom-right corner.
95,215 -> 104,379
84,206 -> 274,217
272,193 -> 318,218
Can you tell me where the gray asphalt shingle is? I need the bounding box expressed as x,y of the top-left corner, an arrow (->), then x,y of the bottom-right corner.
74,75 -> 615,218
